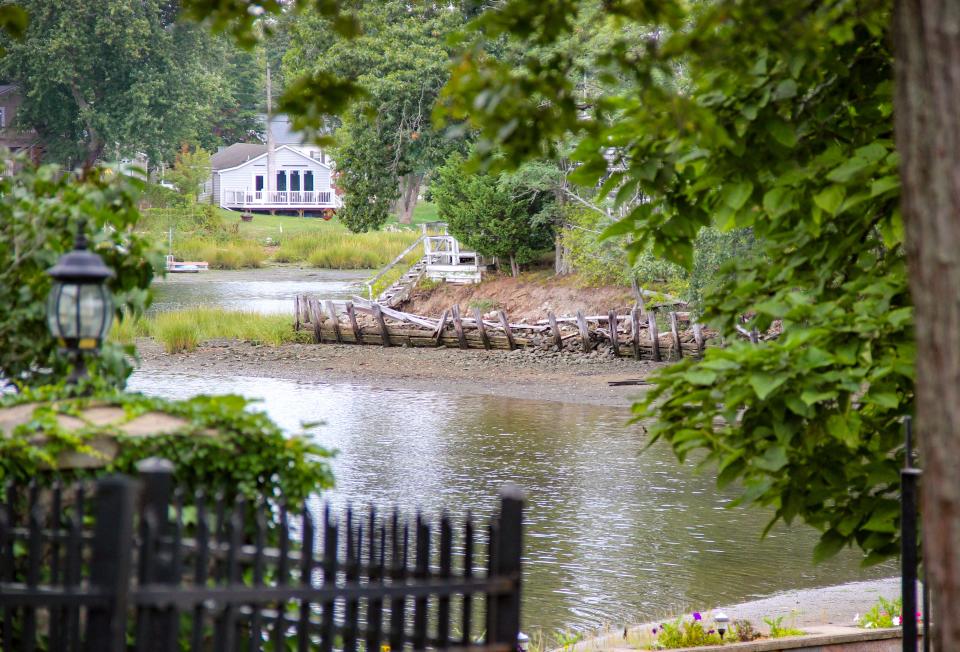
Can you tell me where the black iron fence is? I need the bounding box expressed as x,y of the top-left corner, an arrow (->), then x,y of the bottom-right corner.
0,459 -> 524,652
901,416 -> 929,652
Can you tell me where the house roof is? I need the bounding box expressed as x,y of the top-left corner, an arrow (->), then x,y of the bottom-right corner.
211,143 -> 267,170
215,144 -> 333,175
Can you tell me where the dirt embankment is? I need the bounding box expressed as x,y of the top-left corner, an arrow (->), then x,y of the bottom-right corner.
401,272 -> 637,321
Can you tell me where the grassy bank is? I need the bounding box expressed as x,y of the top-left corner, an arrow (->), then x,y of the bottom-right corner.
140,205 -> 427,270
115,308 -> 305,353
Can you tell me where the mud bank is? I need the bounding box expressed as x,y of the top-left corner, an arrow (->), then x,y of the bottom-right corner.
135,338 -> 663,408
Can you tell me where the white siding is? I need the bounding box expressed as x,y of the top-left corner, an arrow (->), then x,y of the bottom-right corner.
216,147 -> 334,206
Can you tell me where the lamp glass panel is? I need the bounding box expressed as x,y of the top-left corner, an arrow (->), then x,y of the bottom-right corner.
78,283 -> 111,338
53,283 -> 79,338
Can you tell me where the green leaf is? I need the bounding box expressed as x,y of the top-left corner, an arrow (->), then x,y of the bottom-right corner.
767,119 -> 797,148
813,530 -> 847,563
813,185 -> 846,216
722,181 -> 754,210
683,368 -> 718,385
749,373 -> 787,399
754,445 -> 788,471
762,187 -> 796,218
772,79 -> 798,101
870,175 -> 900,197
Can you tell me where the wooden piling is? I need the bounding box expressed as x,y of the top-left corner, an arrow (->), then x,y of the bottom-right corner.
325,300 -> 342,343
473,307 -> 491,350
451,305 -> 468,350
647,311 -> 660,361
498,310 -> 516,351
576,310 -> 591,353
301,295 -> 311,325
372,303 -> 391,347
631,277 -> 646,314
608,310 -> 620,357
692,322 -> 704,356
294,295 -> 301,332
630,307 -> 641,360
345,302 -> 361,342
669,311 -> 681,360
310,299 -> 323,344
547,311 -> 563,350
433,310 -> 449,347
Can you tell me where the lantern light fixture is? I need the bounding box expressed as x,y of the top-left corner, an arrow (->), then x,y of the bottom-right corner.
46,219 -> 115,383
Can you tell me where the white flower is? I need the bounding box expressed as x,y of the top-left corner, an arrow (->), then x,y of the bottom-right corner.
853,614 -> 860,623
893,616 -> 901,626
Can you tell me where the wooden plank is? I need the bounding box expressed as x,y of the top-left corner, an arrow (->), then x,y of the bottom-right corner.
473,306 -> 491,350
576,310 -> 591,353
451,304 -> 468,350
345,302 -> 362,341
498,310 -> 516,350
325,300 -> 342,344
648,311 -> 660,361
310,299 -> 323,344
669,311 -> 681,360
608,310 -> 620,357
631,277 -> 646,314
372,302 -> 390,347
692,322 -> 704,356
294,295 -> 301,332
302,295 -> 312,325
547,311 -> 563,350
433,309 -> 449,347
630,307 -> 641,360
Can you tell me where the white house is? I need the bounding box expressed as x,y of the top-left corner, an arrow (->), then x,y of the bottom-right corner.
211,143 -> 342,215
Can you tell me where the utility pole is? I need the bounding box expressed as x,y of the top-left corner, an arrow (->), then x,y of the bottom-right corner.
266,62 -> 275,196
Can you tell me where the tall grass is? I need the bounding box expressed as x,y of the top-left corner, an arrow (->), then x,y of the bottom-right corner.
177,237 -> 267,269
274,230 -> 418,269
121,308 -> 306,353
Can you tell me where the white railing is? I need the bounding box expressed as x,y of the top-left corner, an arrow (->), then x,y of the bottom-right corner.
223,189 -> 338,207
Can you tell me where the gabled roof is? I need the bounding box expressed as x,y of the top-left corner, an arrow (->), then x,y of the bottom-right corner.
215,144 -> 332,174
212,143 -> 267,170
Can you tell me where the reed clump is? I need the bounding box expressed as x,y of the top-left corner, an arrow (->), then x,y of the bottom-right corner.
176,237 -> 267,269
273,230 -> 418,269
118,308 -> 306,353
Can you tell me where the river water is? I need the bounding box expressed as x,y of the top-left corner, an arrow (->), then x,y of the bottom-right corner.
132,269 -> 895,635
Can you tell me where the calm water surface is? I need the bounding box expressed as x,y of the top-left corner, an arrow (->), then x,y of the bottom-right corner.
150,267 -> 369,314
128,371 -> 895,634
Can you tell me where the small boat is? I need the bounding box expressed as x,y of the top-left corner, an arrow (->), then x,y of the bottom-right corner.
165,254 -> 209,273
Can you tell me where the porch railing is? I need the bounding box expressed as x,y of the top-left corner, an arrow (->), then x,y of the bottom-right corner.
223,189 -> 338,207
0,460 -> 524,652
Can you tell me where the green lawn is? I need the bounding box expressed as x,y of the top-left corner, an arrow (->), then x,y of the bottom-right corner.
220,201 -> 439,238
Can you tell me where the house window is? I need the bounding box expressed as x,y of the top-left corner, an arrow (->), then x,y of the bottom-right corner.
290,170 -> 301,192
255,175 -> 264,192
276,171 -> 286,191
304,171 -> 314,192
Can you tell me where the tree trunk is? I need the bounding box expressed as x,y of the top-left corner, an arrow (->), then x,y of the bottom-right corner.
894,2 -> 960,647
509,255 -> 519,277
554,232 -> 571,275
397,173 -> 422,225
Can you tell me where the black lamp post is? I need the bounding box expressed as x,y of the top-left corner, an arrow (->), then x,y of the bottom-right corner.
46,220 -> 115,384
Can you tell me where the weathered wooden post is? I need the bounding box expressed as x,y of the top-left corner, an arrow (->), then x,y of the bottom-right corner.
498,310 -> 517,351
647,311 -> 661,362
294,295 -> 301,332
692,322 -> 705,357
630,307 -> 641,360
608,310 -> 620,357
451,305 -> 468,350
547,310 -> 563,350
325,300 -> 342,343
576,311 -> 591,353
345,301 -> 361,343
372,302 -> 391,347
433,309 -> 449,347
473,307 -> 491,350
669,311 -> 682,360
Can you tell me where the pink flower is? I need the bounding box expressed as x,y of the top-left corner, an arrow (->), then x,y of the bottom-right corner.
693,613 -> 702,621
652,628 -> 658,635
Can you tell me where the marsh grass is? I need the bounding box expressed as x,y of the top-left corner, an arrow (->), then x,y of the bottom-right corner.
176,237 -> 268,269
120,308 -> 307,353
274,230 -> 418,269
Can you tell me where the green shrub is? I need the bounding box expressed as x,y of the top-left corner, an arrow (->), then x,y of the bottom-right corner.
651,614 -> 724,649
275,230 -> 419,269
139,183 -> 191,209
763,616 -> 804,638
0,387 -> 333,507
859,597 -> 904,629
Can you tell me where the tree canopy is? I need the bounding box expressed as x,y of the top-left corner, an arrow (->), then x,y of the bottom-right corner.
1,0 -> 262,166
